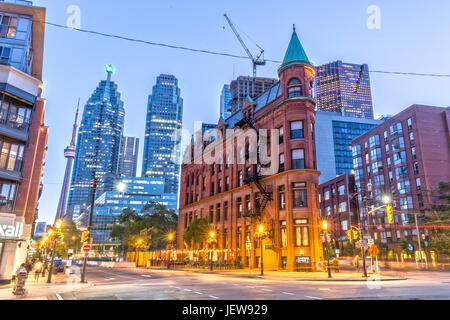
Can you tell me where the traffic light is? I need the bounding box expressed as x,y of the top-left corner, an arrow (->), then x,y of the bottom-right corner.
346,230 -> 352,241
386,205 -> 394,224
352,229 -> 359,241
81,231 -> 90,243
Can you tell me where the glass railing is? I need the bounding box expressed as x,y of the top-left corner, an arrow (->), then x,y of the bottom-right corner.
0,114 -> 31,133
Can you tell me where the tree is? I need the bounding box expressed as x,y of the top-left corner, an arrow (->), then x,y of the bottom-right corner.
183,218 -> 212,249
424,181 -> 450,257
111,201 -> 178,254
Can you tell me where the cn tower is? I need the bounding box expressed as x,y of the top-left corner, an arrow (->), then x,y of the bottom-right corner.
55,100 -> 80,221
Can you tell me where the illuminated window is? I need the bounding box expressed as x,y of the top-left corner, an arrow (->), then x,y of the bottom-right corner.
287,78 -> 302,97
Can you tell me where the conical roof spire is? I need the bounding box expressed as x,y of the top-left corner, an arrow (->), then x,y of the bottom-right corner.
279,25 -> 312,71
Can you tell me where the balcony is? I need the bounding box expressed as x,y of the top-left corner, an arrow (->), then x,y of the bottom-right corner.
0,115 -> 30,141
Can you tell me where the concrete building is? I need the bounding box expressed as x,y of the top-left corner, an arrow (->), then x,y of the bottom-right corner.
119,136 -> 139,177
177,27 -> 324,271
315,61 -> 374,119
315,111 -> 384,183
352,105 -> 450,257
0,0 -> 48,283
230,76 -> 277,113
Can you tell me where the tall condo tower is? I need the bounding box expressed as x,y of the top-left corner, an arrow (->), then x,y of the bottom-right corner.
55,103 -> 79,220
66,65 -> 125,219
142,74 -> 183,204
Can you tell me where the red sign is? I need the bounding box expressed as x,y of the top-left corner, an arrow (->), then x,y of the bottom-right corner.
82,244 -> 91,253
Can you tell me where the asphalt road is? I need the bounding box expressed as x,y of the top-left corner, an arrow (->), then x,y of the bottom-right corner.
55,266 -> 450,300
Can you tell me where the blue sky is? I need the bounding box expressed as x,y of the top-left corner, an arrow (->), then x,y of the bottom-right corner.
33,0 -> 450,223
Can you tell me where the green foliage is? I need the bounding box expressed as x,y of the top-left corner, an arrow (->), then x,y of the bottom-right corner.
424,181 -> 450,257
111,201 -> 178,252
183,218 -> 213,249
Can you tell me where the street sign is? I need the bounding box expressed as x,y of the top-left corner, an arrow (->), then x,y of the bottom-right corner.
82,244 -> 92,253
245,242 -> 252,250
368,245 -> 380,257
359,240 -> 367,248
368,239 -> 374,246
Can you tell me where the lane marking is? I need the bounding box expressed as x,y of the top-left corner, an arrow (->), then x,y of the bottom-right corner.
184,289 -> 192,292
209,295 -> 219,299
282,292 -> 294,295
318,288 -> 330,291
141,275 -> 152,278
56,294 -> 63,300
106,278 -> 115,280
261,288 -> 273,292
232,284 -> 239,286
305,295 -> 323,300
194,291 -> 203,295
174,287 -> 181,289
246,286 -> 255,289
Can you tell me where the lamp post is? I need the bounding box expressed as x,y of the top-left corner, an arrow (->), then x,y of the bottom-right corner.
207,231 -> 216,271
136,239 -> 143,268
322,220 -> 332,278
167,233 -> 174,269
255,224 -> 266,276
81,178 -> 98,283
47,219 -> 63,283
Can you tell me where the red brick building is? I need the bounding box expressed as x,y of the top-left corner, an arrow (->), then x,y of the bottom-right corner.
177,27 -> 325,271
352,105 -> 450,259
0,2 -> 48,283
318,174 -> 358,251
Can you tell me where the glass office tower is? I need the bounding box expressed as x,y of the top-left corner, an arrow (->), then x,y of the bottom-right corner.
220,84 -> 232,119
142,74 -> 183,205
66,66 -> 125,219
315,61 -> 374,119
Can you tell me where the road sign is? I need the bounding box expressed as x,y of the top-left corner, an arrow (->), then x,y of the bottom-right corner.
82,244 -> 92,253
368,239 -> 374,246
245,242 -> 252,250
359,240 -> 367,248
264,245 -> 273,250
368,245 -> 380,257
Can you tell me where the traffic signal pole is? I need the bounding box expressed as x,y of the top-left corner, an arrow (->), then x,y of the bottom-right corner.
81,179 -> 97,283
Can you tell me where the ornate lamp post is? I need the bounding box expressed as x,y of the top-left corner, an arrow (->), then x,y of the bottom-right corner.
255,224 -> 267,276
135,239 -> 143,268
167,233 -> 175,269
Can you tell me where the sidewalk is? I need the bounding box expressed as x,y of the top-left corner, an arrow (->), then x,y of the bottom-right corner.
133,266 -> 407,282
0,272 -> 91,300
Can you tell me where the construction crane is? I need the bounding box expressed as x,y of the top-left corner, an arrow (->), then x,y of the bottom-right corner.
224,14 -> 266,94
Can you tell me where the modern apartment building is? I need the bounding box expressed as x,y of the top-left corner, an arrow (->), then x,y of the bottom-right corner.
352,105 -> 450,256
177,27 -> 324,271
315,110 -> 384,183
315,61 -> 374,119
142,74 -> 183,201
66,66 -> 125,220
0,0 -> 48,283
220,84 -> 232,119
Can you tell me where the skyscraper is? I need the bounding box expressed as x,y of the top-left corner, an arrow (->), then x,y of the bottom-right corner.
55,104 -> 79,220
119,136 -> 139,177
67,65 -> 125,219
142,74 -> 183,202
315,61 -> 374,119
0,0 -> 48,283
219,84 -> 232,119
230,76 -> 277,114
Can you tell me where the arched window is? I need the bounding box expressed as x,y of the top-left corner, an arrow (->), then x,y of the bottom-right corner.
287,78 -> 302,97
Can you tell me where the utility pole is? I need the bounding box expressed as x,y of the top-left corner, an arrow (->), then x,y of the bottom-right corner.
81,178 -> 97,283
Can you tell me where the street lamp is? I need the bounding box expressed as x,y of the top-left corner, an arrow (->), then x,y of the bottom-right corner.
207,231 -> 216,271
382,194 -> 391,205
47,219 -> 63,283
322,220 -> 332,278
116,181 -> 126,194
136,239 -> 143,268
255,224 -> 266,276
167,233 -> 175,269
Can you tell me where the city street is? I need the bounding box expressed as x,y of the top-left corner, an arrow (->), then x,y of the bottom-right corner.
14,266 -> 448,300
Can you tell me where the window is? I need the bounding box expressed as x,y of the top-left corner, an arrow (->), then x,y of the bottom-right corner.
411,147 -> 416,160
383,131 -> 388,142
407,118 -> 412,130
339,202 -> 347,213
287,78 -> 302,97
278,185 -> 286,210
294,219 -> 309,247
414,162 -> 419,175
291,149 -> 305,169
292,182 -> 307,208
338,185 -> 345,196
210,181 -> 215,196
217,179 -> 222,193
280,221 -> 287,247
0,139 -> 24,172
0,182 -> 17,211
223,201 -> 228,221
290,121 -> 304,139
279,153 -> 285,172
324,190 -> 330,200
0,15 -> 17,38
416,178 -> 421,190
409,132 -> 414,145
238,170 -> 243,187
225,176 -> 229,191
209,206 -> 214,223
216,204 -> 221,223
237,197 -> 242,218
279,126 -> 284,145
0,46 -> 11,63
245,195 -> 251,213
